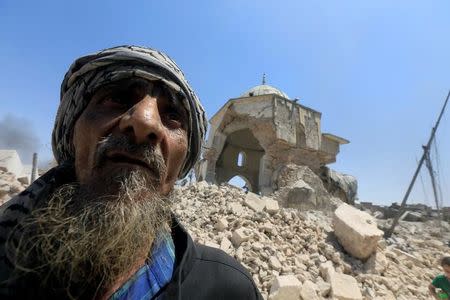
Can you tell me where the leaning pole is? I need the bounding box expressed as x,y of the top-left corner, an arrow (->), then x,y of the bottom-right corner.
385,90 -> 450,238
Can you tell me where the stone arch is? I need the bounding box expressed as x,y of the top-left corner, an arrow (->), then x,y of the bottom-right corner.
215,128 -> 264,193
227,174 -> 253,192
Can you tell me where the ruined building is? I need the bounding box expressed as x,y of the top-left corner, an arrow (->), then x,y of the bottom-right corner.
196,79 -> 349,196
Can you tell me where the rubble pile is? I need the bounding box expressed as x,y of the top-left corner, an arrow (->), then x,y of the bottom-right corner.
174,182 -> 449,300
1,168 -> 449,299
0,169 -> 28,207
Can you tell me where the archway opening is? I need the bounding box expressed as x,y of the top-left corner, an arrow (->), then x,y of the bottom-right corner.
215,128 -> 264,193
228,175 -> 252,192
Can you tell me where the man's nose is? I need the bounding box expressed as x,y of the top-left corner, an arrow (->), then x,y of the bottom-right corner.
118,98 -> 164,145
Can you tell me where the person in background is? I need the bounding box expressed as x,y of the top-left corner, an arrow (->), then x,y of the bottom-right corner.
429,256 -> 450,299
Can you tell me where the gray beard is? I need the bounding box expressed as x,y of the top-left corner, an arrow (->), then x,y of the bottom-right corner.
8,169 -> 172,299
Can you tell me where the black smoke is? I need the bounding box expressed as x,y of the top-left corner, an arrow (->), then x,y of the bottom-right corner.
0,114 -> 40,164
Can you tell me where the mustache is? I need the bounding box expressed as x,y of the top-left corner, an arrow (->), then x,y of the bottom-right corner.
93,134 -> 166,182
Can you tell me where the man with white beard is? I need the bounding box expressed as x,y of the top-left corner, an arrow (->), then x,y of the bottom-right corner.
0,46 -> 263,300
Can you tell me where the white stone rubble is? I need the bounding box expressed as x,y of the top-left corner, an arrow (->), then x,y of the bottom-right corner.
333,203 -> 384,260
2,172 -> 449,300
171,182 -> 447,299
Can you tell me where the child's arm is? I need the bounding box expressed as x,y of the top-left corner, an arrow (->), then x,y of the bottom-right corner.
429,283 -> 440,300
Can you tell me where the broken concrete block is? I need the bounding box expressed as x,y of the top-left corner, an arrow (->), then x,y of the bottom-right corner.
316,280 -> 331,297
301,280 -> 319,300
214,217 -> 228,231
231,227 -> 250,247
252,241 -> 264,251
235,246 -> 244,261
373,211 -> 384,219
329,272 -> 363,300
320,261 -> 335,281
228,202 -> 244,215
204,240 -> 220,249
286,179 -> 316,210
269,256 -> 282,271
333,203 -> 383,260
268,275 -> 302,300
220,237 -> 232,253
244,192 -> 266,212
196,180 -> 209,190
400,211 -> 424,222
17,176 -> 29,185
428,239 -> 445,249
264,197 -> 279,214
365,251 -> 388,274
0,150 -> 24,178
261,222 -> 275,234
0,181 -> 10,197
9,182 -> 22,193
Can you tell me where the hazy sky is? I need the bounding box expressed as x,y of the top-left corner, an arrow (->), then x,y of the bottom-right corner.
1,0 -> 449,206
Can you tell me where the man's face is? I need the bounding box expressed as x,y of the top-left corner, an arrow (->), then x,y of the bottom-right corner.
73,78 -> 188,195
443,265 -> 450,279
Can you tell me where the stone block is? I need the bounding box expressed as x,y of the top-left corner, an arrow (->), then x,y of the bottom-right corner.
269,256 -> 282,271
329,272 -> 363,300
244,192 -> 266,212
400,211 -> 424,222
373,211 -> 384,219
333,203 -> 383,260
320,261 -> 335,281
286,179 -> 316,210
264,197 -> 279,214
364,251 -> 388,274
215,217 -> 228,231
316,280 -> 331,297
229,202 -> 244,215
268,275 -> 302,300
196,180 -> 209,190
0,180 -> 10,197
17,176 -> 29,185
231,227 -> 250,247
204,240 -> 220,249
301,280 -> 319,300
0,150 -> 26,178
220,237 -> 232,253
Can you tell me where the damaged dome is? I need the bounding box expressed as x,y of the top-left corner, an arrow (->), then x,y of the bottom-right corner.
240,84 -> 289,99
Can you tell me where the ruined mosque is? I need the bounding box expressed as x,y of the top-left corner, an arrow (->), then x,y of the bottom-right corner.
195,76 -> 349,196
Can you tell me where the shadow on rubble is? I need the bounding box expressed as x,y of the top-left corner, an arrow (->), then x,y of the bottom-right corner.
324,231 -> 366,275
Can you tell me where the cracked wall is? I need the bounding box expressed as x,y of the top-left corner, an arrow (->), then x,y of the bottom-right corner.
197,92 -> 348,195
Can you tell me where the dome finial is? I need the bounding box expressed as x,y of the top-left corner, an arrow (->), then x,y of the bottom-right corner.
262,73 -> 266,85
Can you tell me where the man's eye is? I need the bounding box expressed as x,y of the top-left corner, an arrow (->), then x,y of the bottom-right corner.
166,111 -> 181,121
101,96 -> 128,107
163,109 -> 185,128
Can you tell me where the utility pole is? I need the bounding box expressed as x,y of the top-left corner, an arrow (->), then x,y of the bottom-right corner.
424,146 -> 443,232
385,90 -> 450,238
31,153 -> 38,182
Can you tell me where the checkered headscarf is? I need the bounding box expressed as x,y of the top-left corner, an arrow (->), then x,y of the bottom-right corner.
52,45 -> 207,178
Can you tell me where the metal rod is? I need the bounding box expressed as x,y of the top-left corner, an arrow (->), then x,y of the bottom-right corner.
385,90 -> 450,238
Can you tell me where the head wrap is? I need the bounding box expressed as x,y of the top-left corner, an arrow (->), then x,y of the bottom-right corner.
52,45 -> 207,178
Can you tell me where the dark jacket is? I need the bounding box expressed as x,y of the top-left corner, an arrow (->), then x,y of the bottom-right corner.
158,218 -> 263,300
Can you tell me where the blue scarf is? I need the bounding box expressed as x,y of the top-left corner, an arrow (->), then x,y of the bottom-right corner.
110,232 -> 175,300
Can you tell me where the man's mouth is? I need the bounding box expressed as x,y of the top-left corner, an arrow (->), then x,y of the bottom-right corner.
105,152 -> 159,178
